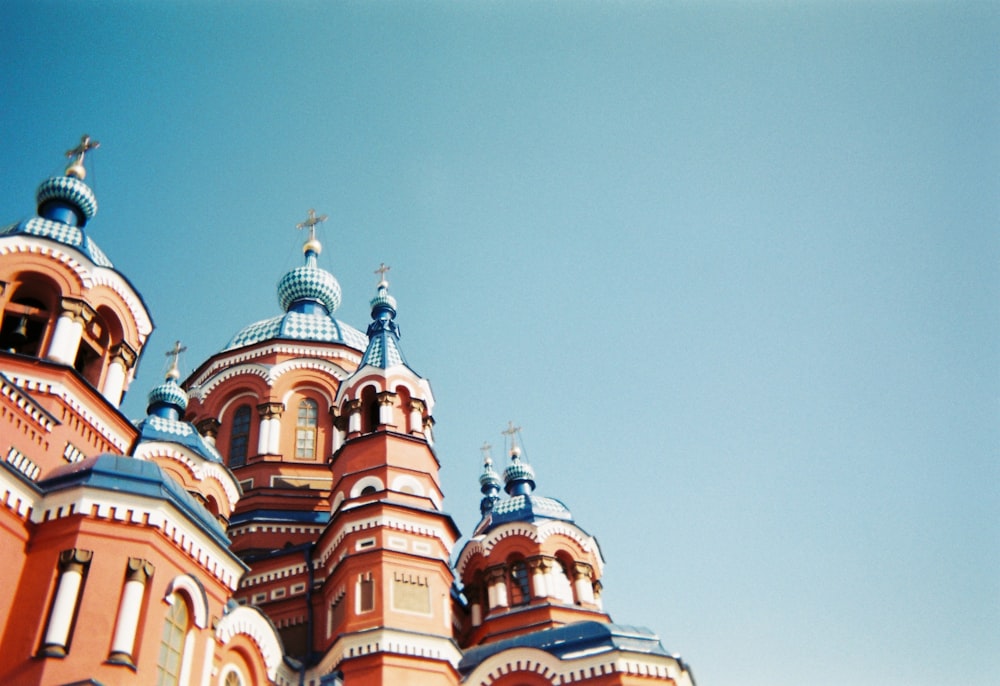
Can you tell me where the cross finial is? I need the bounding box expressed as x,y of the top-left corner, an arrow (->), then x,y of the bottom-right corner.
480,441 -> 493,465
502,421 -> 522,458
296,208 -> 328,244
65,134 -> 100,179
375,262 -> 391,286
165,340 -> 187,380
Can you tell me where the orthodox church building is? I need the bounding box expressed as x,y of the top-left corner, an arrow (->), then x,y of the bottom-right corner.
0,138 -> 696,686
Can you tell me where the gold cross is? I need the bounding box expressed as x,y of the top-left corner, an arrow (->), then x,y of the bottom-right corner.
65,135 -> 100,178
480,441 -> 493,464
296,209 -> 328,243
502,421 -> 522,455
66,135 -> 100,163
165,340 -> 187,377
374,263 -> 391,285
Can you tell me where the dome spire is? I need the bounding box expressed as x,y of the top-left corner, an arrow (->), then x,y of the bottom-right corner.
359,263 -> 407,368
502,421 -> 536,496
146,340 -> 189,419
64,134 -> 100,180
479,441 -> 502,514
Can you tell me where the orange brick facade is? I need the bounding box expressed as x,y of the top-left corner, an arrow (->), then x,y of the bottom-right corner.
0,142 -> 695,686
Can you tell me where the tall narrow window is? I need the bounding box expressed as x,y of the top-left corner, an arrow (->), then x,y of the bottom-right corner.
157,596 -> 189,686
358,573 -> 375,613
509,561 -> 531,606
229,405 -> 251,467
295,398 -> 318,459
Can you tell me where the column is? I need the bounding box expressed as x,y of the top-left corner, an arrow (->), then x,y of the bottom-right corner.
40,549 -> 93,657
102,342 -> 137,407
408,398 -> 426,436
196,418 -> 221,447
46,299 -> 92,366
485,565 -> 508,611
257,402 -> 283,455
376,391 -> 396,427
330,406 -> 344,452
465,584 -> 483,627
572,562 -> 596,605
527,557 -> 551,600
108,557 -> 154,666
345,399 -> 362,436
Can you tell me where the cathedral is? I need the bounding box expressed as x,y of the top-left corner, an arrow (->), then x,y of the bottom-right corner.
0,138 -> 696,686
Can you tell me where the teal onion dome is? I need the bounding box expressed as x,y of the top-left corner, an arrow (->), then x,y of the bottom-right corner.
370,281 -> 397,313
277,264 -> 342,314
36,176 -> 98,226
480,460 -> 502,492
146,378 -> 188,419
504,453 -> 536,495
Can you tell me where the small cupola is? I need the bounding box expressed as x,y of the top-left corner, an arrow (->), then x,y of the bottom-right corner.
478,442 -> 502,514
146,341 -> 189,421
36,135 -> 100,228
502,422 -> 536,496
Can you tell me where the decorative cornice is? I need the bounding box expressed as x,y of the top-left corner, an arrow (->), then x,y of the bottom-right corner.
316,512 -> 456,570
187,345 -> 361,392
456,520 -> 602,577
131,444 -> 240,510
0,238 -> 152,341
308,627 -> 463,678
5,372 -> 131,451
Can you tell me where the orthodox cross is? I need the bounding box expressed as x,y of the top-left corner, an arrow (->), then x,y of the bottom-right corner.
296,208 -> 328,243
502,421 -> 522,455
165,340 -> 187,377
374,262 -> 391,285
65,134 -> 100,166
480,441 -> 493,464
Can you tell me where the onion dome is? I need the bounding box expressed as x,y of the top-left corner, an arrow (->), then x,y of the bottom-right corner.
504,451 -> 536,495
479,442 -> 502,514
146,342 -> 189,420
0,135 -> 113,267
359,265 -> 408,369
224,210 -> 367,351
135,341 -> 222,463
473,425 -> 574,535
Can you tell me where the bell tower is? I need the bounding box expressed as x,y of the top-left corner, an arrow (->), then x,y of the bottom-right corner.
312,268 -> 461,684
0,136 -> 152,479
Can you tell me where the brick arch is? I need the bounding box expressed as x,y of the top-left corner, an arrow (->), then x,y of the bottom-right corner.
463,647 -> 562,686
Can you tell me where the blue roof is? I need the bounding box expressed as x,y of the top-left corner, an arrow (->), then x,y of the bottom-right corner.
225,311 -> 368,351
482,493 -> 575,529
39,455 -> 231,547
229,508 -> 331,527
135,414 -> 224,463
458,621 -> 673,674
0,217 -> 113,268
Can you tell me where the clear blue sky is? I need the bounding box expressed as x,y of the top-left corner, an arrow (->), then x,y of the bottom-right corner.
2,2 -> 997,684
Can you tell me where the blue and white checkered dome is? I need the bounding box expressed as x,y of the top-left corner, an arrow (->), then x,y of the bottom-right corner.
277,265 -> 342,314
147,378 -> 189,414
0,172 -> 113,268
36,176 -> 98,223
504,455 -> 536,487
370,282 -> 397,313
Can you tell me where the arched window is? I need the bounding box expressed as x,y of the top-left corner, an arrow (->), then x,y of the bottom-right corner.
295,398 -> 318,459
157,596 -> 190,686
223,671 -> 243,686
0,296 -> 48,356
509,561 -> 531,606
229,405 -> 252,468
